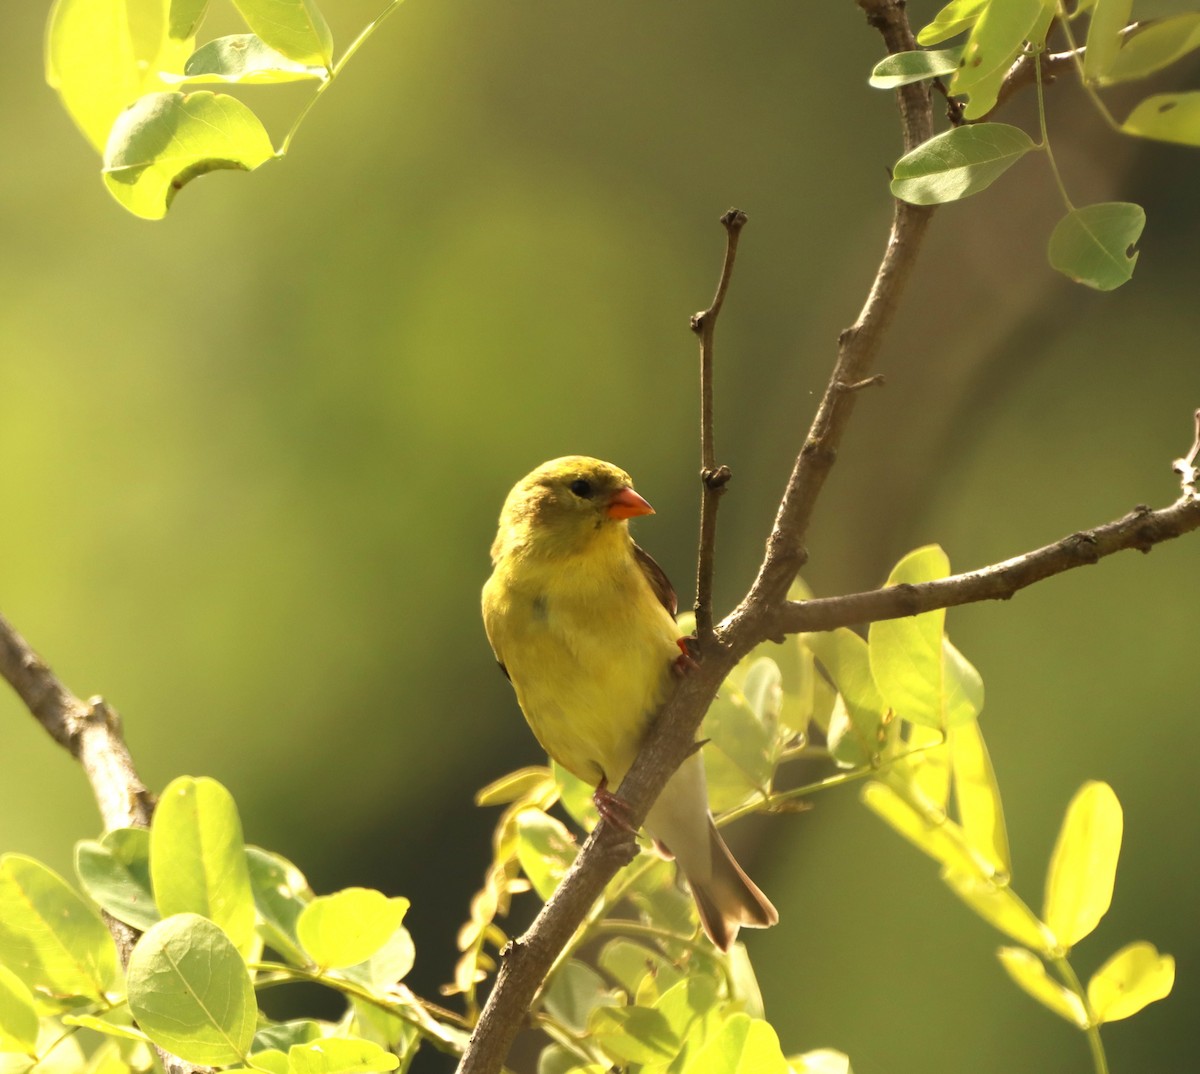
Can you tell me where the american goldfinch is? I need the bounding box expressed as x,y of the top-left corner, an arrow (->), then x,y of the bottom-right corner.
482,456 -> 777,950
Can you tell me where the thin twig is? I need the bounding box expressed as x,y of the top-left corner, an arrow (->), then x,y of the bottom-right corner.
691,208 -> 746,642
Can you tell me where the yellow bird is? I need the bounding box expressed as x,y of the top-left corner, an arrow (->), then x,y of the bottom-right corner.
482,456 -> 777,950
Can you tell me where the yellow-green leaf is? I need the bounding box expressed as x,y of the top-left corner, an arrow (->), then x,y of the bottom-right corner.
679,1013 -> 789,1074
1123,92 -> 1200,146
103,92 -> 275,219
1105,15 -> 1200,84
229,0 -> 333,69
474,766 -> 555,808
1043,781 -> 1122,949
296,889 -> 409,970
1083,0 -> 1134,82
170,34 -> 327,84
0,963 -> 39,1055
150,776 -> 257,957
514,809 -> 577,902
918,0 -> 988,46
949,720 -> 1008,874
862,781 -> 992,878
890,124 -> 1035,205
942,870 -> 1053,952
1087,941 -> 1175,1023
996,947 -> 1088,1027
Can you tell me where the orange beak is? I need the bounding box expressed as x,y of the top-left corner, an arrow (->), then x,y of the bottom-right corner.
607,486 -> 655,520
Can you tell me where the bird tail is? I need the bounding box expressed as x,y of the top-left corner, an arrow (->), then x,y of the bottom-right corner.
689,818 -> 779,952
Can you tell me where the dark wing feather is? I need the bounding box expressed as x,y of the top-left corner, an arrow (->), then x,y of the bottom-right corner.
632,542 -> 678,617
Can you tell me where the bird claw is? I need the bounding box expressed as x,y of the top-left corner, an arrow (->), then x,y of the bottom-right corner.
673,636 -> 700,676
593,780 -> 637,833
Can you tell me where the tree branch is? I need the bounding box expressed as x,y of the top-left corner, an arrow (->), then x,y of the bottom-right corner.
767,494 -> 1200,636
691,208 -> 745,643
454,4 -> 937,1072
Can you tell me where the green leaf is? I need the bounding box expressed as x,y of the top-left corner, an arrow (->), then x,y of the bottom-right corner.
296,889 -> 409,970
126,913 -> 256,1065
252,1019 -> 322,1054
1123,91 -> 1200,146
170,0 -> 210,39
653,976 -> 723,1069
949,720 -> 1008,874
899,724 -> 951,811
941,870 -> 1053,952
996,947 -> 1088,1027
173,34 -> 327,84
288,1037 -> 400,1074
0,854 -> 117,1002
542,960 -> 618,1034
103,92 -> 275,220
150,776 -> 257,956
590,1005 -> 679,1066
75,829 -> 158,932
862,781 -> 992,878
941,638 -> 984,727
45,0 -> 196,153
1086,941 -> 1175,1023
537,1046 -> 607,1074
679,1013 -> 789,1074
952,0 -> 1048,97
340,924 -> 416,990
552,762 -> 599,832
869,48 -> 963,88
61,1012 -> 151,1044
805,628 -> 886,768
1048,203 -> 1144,291
248,1049 -> 290,1074
1043,781 -> 1122,949
891,124 -> 1035,205
703,681 -> 776,813
513,809 -> 578,902
918,0 -> 988,46
475,766 -> 555,807
1105,15 -> 1200,84
246,847 -> 312,966
0,963 -> 38,1055
229,0 -> 334,69
597,938 -> 678,997
1083,0 -> 1133,82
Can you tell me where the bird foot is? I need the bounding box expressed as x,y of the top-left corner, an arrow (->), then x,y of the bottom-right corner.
673,636 -> 700,676
593,780 -> 637,833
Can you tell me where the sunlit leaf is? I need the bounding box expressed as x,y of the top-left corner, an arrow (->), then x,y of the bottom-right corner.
103,92 -> 275,220
1083,0 -> 1133,82
996,947 -> 1088,1027
288,1037 -> 401,1074
169,34 -> 327,84
537,1046 -> 607,1074
297,889 -> 409,970
918,0 -> 988,46
1105,15 -> 1200,83
941,870 -> 1053,952
869,48 -> 963,88
891,124 -> 1035,205
0,854 -> 117,1002
949,720 -> 1008,874
252,1019 -> 322,1054
790,1050 -> 853,1074
896,724 -> 950,812
46,0 -> 195,152
170,0 -> 210,39
476,766 -> 555,807
1043,781 -> 1122,949
1087,941 -> 1174,1023
1048,203 -> 1144,291
61,1012 -> 151,1044
1123,91 -> 1200,146
514,809 -> 577,902
229,0 -> 334,69
862,781 -> 991,877
0,963 -> 38,1055
75,828 -> 158,932
679,1013 -> 789,1074
597,938 -> 678,998
127,913 -> 256,1065
341,924 -> 416,990
805,628 -> 886,767
951,0 -> 1048,97
150,776 -> 257,956
591,1004 -> 679,1065
703,686 -> 776,813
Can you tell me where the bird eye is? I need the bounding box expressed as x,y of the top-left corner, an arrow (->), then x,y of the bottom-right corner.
568,478 -> 593,498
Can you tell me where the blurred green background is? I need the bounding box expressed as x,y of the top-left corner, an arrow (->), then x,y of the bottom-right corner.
2,1 -> 1198,1071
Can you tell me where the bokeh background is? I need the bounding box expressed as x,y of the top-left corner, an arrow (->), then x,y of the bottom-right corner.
2,1 -> 1198,1071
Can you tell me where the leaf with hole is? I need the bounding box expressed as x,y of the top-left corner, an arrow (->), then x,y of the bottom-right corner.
103,92 -> 275,220
1048,202 -> 1144,291
1123,92 -> 1200,146
890,124 -> 1035,205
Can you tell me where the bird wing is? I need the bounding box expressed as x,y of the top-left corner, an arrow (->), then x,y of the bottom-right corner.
632,541 -> 678,618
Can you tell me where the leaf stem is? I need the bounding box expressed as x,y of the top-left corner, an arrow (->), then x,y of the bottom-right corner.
1034,50 -> 1074,212
1052,956 -> 1110,1074
278,0 -> 408,157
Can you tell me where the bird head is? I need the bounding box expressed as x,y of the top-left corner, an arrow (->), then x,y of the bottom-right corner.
492,456 -> 654,561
